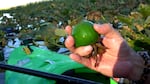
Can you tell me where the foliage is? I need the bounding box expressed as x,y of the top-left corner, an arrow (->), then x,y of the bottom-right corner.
35,22 -> 64,51
0,0 -> 150,51
138,4 -> 150,18
0,30 -> 6,47
115,4 -> 150,51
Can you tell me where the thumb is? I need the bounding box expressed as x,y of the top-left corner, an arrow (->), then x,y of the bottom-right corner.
94,23 -> 120,38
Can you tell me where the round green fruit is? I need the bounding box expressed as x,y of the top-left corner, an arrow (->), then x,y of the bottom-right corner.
72,20 -> 99,47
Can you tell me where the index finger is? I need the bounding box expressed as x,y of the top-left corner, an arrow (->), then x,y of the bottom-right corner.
65,25 -> 72,35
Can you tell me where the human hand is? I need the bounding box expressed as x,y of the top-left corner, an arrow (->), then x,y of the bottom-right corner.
65,23 -> 144,80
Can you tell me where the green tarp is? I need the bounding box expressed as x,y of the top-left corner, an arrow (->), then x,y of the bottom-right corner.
5,46 -> 117,84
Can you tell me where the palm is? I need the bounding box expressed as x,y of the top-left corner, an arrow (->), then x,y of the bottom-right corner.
91,36 -> 131,77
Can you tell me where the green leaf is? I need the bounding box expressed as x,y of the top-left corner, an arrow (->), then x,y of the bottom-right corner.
117,15 -> 133,25
54,29 -> 66,36
138,4 -> 150,18
145,16 -> 150,24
